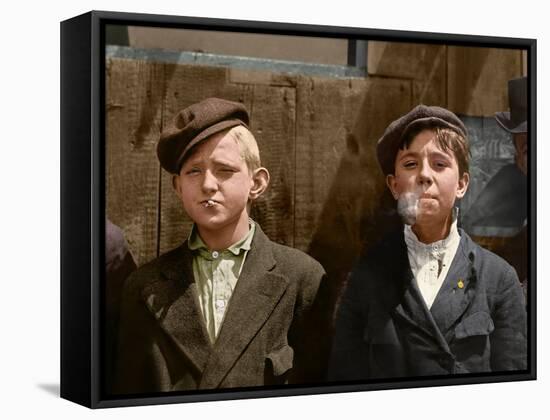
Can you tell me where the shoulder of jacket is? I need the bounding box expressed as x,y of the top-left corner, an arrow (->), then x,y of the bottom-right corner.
459,230 -> 516,281
124,244 -> 187,287
269,240 -> 325,276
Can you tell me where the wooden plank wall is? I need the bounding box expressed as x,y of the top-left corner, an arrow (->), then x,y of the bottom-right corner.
106,43 -> 524,280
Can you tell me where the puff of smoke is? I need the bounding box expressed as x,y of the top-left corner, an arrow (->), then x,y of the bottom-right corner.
396,191 -> 421,225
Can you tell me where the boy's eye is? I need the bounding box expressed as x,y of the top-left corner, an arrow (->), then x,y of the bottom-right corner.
433,160 -> 449,169
185,167 -> 201,175
403,161 -> 417,169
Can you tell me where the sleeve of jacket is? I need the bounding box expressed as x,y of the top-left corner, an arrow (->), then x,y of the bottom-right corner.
490,264 -> 527,371
112,271 -> 160,395
327,266 -> 370,382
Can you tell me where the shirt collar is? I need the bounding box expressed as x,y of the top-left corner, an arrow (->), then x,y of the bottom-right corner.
404,208 -> 460,258
188,220 -> 256,257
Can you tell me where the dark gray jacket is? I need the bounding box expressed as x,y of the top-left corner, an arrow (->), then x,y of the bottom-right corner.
329,229 -> 527,381
113,225 -> 329,395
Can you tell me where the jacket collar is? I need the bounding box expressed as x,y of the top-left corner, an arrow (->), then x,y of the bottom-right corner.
187,220 -> 255,258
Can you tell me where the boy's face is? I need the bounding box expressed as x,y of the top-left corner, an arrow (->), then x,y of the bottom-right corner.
386,129 -> 469,228
173,130 -> 267,234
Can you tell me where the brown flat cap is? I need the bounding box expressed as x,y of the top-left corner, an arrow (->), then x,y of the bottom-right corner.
376,104 -> 467,175
157,97 -> 250,174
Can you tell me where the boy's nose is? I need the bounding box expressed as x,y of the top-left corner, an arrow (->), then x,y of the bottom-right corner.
418,164 -> 433,186
201,170 -> 218,193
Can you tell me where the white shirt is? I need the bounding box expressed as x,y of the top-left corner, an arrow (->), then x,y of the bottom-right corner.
404,213 -> 461,309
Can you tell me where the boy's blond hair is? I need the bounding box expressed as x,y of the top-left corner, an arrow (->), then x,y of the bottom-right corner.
227,125 -> 262,172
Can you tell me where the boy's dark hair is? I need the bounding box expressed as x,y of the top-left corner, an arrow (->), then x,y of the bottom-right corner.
400,121 -> 470,177
377,104 -> 469,176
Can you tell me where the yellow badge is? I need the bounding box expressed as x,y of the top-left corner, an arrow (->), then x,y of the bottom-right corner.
457,279 -> 464,289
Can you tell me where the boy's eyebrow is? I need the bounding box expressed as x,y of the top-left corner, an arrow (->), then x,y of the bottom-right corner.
397,149 -> 453,161
182,156 -> 203,167
212,157 -> 241,165
428,150 -> 454,161
396,150 -> 418,161
183,156 -> 242,168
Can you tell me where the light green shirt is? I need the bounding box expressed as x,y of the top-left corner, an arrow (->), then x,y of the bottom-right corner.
187,222 -> 256,343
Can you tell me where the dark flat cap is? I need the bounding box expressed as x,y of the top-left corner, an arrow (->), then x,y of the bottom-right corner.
495,76 -> 527,134
157,97 -> 249,174
376,104 -> 467,175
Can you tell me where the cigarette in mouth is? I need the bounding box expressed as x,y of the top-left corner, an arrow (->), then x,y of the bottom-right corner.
204,200 -> 216,208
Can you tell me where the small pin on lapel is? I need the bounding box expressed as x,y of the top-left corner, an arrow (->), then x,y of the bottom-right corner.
457,279 -> 464,289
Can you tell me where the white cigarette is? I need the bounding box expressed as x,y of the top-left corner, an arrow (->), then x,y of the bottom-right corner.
205,200 -> 215,207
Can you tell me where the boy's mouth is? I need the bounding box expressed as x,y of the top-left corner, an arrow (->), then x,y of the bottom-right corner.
201,199 -> 219,208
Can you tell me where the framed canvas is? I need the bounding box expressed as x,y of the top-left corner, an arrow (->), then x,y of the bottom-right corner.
60,10 -> 536,409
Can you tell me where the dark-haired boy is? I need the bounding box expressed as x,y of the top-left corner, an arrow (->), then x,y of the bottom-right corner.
329,105 -> 527,380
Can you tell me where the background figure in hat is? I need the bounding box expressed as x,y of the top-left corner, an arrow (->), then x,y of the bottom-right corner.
328,105 -> 526,381
114,98 -> 329,394
462,77 -> 528,294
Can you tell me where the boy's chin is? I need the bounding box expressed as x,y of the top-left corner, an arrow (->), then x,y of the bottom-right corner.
194,216 -> 228,230
413,210 -> 452,231
194,213 -> 248,232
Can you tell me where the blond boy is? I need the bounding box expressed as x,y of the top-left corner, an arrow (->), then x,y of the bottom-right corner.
329,105 -> 527,380
114,98 -> 327,394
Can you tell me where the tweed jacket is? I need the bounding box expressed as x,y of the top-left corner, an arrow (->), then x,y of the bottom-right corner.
328,228 -> 527,381
113,225 -> 329,395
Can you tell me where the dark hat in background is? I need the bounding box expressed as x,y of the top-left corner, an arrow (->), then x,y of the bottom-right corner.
495,76 -> 527,134
157,97 -> 250,174
376,104 -> 468,176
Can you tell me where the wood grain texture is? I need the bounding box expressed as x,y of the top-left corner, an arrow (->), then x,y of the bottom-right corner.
106,43 -> 526,276
368,41 -> 447,106
447,46 -> 523,116
105,58 -> 164,266
246,84 -> 296,247
305,77 -> 411,272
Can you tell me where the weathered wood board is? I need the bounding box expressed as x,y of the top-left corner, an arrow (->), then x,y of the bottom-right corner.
106,43 -> 526,277
105,58 -> 164,266
447,46 -> 523,116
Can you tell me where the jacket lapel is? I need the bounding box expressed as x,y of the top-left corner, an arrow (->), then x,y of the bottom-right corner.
429,231 -> 478,337
389,231 -> 450,353
199,226 -> 289,389
140,244 -> 212,375
387,232 -> 431,336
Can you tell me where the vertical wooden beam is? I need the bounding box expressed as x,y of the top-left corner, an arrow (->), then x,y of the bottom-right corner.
105,58 -> 164,266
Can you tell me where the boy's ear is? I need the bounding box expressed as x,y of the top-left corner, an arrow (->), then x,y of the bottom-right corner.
249,167 -> 270,201
172,174 -> 183,199
386,174 -> 399,200
456,172 -> 470,199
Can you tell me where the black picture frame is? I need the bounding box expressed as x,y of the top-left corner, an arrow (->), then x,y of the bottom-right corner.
61,10 -> 536,409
